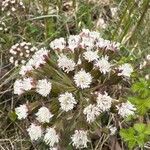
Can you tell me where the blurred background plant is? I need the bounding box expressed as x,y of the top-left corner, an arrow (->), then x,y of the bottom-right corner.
0,0 -> 149,149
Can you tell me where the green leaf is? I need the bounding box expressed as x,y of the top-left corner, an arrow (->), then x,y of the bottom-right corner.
134,123 -> 146,133
8,111 -> 17,122
131,78 -> 150,98
129,96 -> 150,115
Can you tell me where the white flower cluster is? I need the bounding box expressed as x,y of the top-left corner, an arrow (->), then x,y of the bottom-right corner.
83,92 -> 112,123
96,92 -> 113,111
27,124 -> 59,147
68,35 -> 80,51
83,104 -> 100,123
14,78 -> 34,95
83,50 -> 99,62
57,54 -> 75,73
44,128 -> 59,147
50,37 -> 66,51
58,92 -> 77,112
19,48 -> 49,76
20,106 -> 59,147
9,42 -> 37,67
118,63 -> 133,78
50,29 -> 120,52
96,38 -> 120,51
36,106 -> 53,123
15,104 -> 28,120
71,130 -> 89,149
1,0 -> 25,15
117,101 -> 136,118
74,70 -> 92,89
95,55 -> 112,74
36,79 -> 52,97
14,78 -> 51,97
12,29 -> 137,149
27,123 -> 42,141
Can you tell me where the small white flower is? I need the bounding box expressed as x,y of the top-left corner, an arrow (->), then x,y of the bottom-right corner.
15,104 -> 28,119
27,124 -> 42,141
74,70 -> 92,89
146,54 -> 150,61
139,61 -> 147,69
9,56 -> 14,63
110,7 -> 118,18
96,38 -> 120,51
96,92 -> 112,112
22,78 -> 33,91
97,18 -> 107,29
36,79 -> 52,97
83,50 -> 99,62
80,36 -> 95,50
50,37 -> 66,50
109,126 -> 117,135
95,55 -> 112,74
44,128 -> 59,147
145,74 -> 149,80
58,92 -> 77,112
68,35 -> 80,51
57,54 -> 75,73
83,104 -> 100,123
30,48 -> 48,69
14,79 -> 24,95
71,130 -> 89,149
118,63 -> 133,77
117,101 -> 136,118
19,65 -> 33,76
36,106 -> 53,123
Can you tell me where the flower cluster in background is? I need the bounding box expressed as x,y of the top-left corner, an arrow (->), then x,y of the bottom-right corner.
12,29 -> 136,149
9,42 -> 38,67
1,0 -> 25,16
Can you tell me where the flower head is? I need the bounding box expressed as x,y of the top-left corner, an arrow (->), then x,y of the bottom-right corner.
83,50 -> 99,62
109,125 -> 117,135
36,79 -> 52,97
44,128 -> 59,147
117,101 -> 136,118
22,78 -> 33,91
15,104 -> 28,119
29,48 -> 49,69
58,92 -> 77,112
118,63 -> 133,77
95,55 -> 111,74
57,54 -> 75,73
27,124 -> 42,141
35,106 -> 53,123
68,35 -> 80,51
71,130 -> 89,149
14,79 -> 24,95
50,37 -> 66,50
96,92 -> 112,112
83,104 -> 100,123
74,70 -> 92,89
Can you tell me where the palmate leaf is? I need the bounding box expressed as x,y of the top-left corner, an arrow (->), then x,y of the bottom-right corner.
134,123 -> 146,133
131,78 -> 150,98
129,96 -> 150,115
120,128 -> 136,149
120,123 -> 150,149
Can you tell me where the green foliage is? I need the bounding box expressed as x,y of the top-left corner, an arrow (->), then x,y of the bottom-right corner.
8,111 -> 17,122
120,123 -> 150,149
132,78 -> 150,98
129,78 -> 150,115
